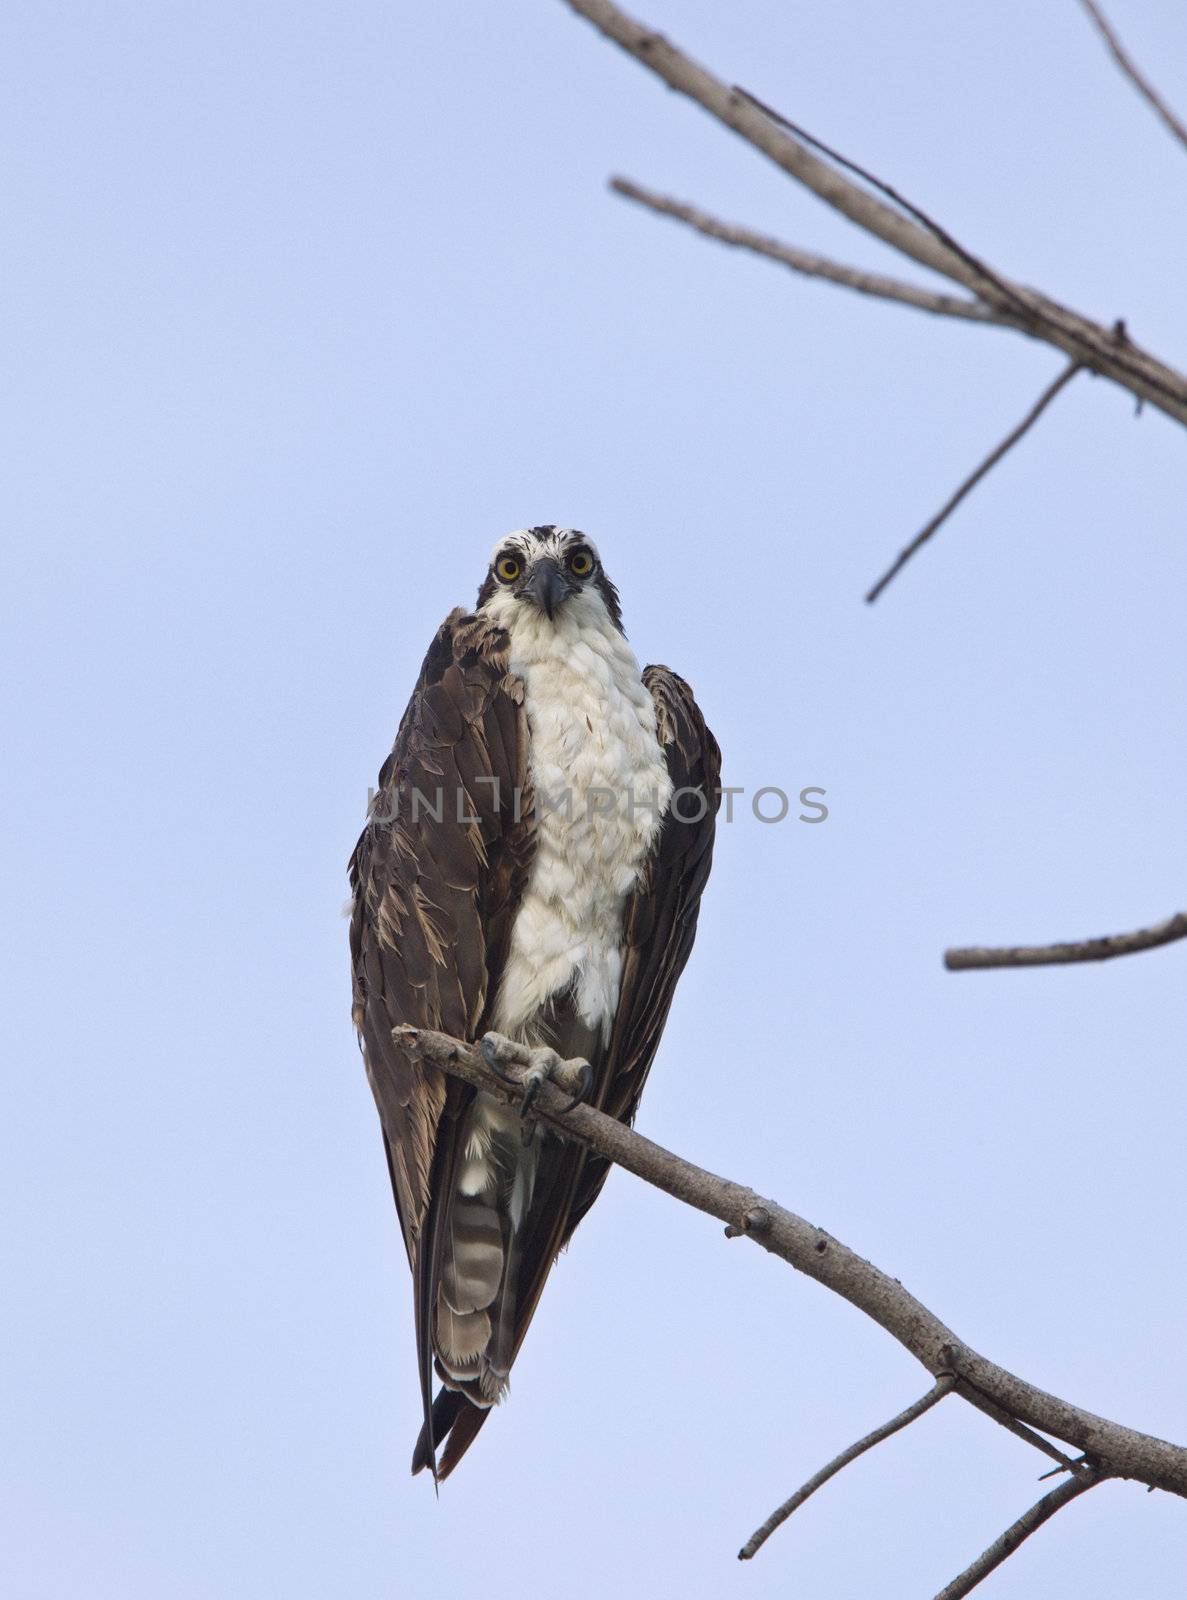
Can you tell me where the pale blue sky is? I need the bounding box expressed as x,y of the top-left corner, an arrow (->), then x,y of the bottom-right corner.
3,3 -> 1186,1596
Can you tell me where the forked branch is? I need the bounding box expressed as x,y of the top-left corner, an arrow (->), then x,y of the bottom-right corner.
561,0 -> 1187,428
391,1024 -> 1187,1521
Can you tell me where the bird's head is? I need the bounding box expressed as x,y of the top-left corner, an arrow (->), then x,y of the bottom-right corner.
476,526 -> 623,634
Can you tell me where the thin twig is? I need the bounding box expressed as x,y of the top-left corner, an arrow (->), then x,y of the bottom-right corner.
560,0 -> 1187,426
952,1381 -> 1076,1472
739,1375 -> 957,1560
391,1025 -> 1187,1499
1039,1453 -> 1090,1481
568,0 -> 972,284
865,361 -> 1081,602
933,1466 -> 1105,1600
610,177 -> 1006,326
946,910 -> 1187,971
732,87 -> 1045,337
1077,0 -> 1187,155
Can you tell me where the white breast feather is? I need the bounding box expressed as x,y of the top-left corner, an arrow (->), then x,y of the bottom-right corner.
484,588 -> 672,1043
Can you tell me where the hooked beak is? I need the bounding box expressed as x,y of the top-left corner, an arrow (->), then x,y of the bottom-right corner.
518,557 -> 570,620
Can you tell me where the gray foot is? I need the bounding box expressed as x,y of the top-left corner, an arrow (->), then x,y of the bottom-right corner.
480,1033 -> 594,1117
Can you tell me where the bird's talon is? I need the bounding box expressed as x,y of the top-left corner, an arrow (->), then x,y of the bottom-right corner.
480,1034 -> 591,1120
481,1033 -> 521,1086
559,1059 -> 594,1113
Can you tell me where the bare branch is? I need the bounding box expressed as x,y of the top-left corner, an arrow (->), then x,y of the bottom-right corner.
567,0 -> 970,284
864,361 -> 1082,603
560,0 -> 1187,427
739,1375 -> 957,1561
731,84 -> 1186,423
951,1384 -> 1077,1471
1077,0 -> 1187,155
609,177 -> 1005,326
730,86 -> 1045,337
933,1466 -> 1105,1600
392,1025 -> 1187,1500
946,909 -> 1187,971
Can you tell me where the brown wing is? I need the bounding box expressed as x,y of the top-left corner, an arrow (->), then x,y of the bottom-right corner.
348,607 -> 533,1466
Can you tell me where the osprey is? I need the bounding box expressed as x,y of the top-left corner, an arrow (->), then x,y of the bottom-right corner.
349,527 -> 720,1479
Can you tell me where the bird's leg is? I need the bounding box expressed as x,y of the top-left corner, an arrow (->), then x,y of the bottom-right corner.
480,1033 -> 594,1118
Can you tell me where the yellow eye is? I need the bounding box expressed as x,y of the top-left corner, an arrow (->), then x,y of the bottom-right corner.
495,554 -> 521,583
568,550 -> 593,577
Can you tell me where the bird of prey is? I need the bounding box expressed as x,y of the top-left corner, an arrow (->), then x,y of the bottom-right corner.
349,526 -> 720,1480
